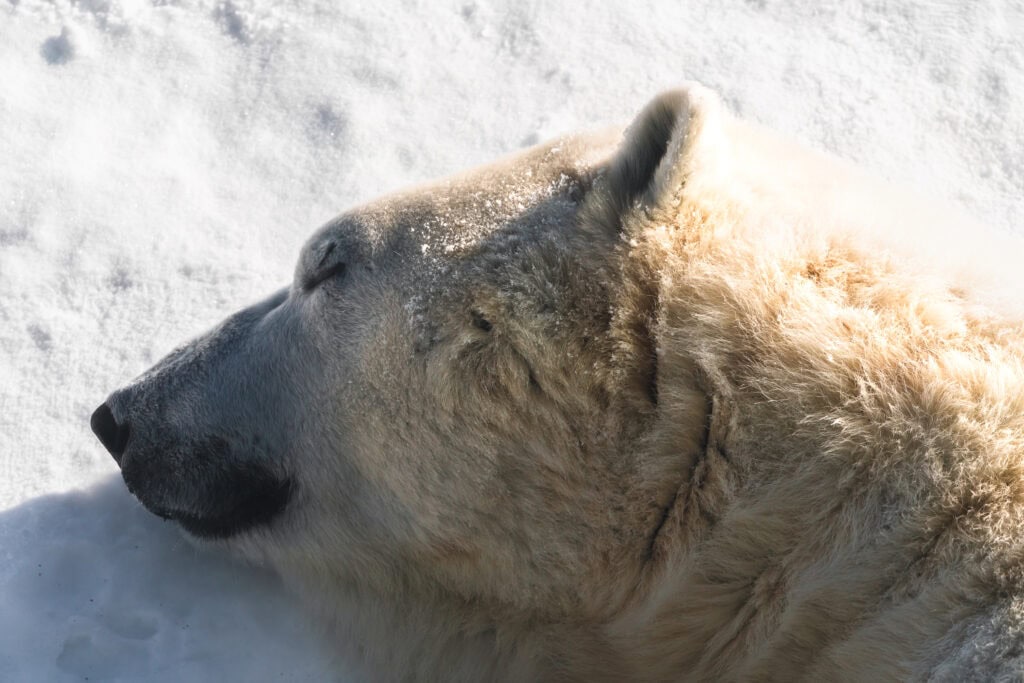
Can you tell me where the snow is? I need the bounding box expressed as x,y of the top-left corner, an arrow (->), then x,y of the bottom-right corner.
1,0 -> 1022,680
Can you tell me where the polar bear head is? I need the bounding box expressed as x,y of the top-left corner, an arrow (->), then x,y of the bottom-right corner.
91,88 -> 716,624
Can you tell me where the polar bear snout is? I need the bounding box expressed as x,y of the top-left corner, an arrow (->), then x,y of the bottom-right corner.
97,380 -> 295,540
92,288 -> 303,540
90,402 -> 130,464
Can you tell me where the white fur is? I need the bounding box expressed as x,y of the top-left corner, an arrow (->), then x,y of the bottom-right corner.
106,84 -> 1024,681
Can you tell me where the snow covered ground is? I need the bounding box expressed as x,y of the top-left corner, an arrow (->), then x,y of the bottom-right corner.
2,0 -> 1022,680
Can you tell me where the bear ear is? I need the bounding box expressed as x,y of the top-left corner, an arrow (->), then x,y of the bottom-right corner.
584,84 -> 721,238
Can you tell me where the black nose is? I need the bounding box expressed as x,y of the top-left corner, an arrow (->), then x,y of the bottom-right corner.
91,403 -> 130,464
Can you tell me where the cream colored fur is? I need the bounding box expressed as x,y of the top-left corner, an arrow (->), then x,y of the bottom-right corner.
599,86 -> 1024,681
107,84 -> 1024,681
296,86 -> 1024,680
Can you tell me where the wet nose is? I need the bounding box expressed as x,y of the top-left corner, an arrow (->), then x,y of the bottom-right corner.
90,403 -> 130,464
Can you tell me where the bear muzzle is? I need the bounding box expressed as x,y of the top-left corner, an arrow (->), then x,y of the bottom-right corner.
90,397 -> 293,540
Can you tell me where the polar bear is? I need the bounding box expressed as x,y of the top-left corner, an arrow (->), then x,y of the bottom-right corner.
91,84 -> 1024,681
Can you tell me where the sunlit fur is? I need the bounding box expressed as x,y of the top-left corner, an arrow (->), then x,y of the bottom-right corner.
112,84 -> 1024,681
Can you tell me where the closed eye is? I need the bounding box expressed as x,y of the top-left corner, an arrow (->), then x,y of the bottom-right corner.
303,261 -> 347,291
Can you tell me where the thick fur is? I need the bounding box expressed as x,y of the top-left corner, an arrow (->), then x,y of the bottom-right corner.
96,84 -> 1024,681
